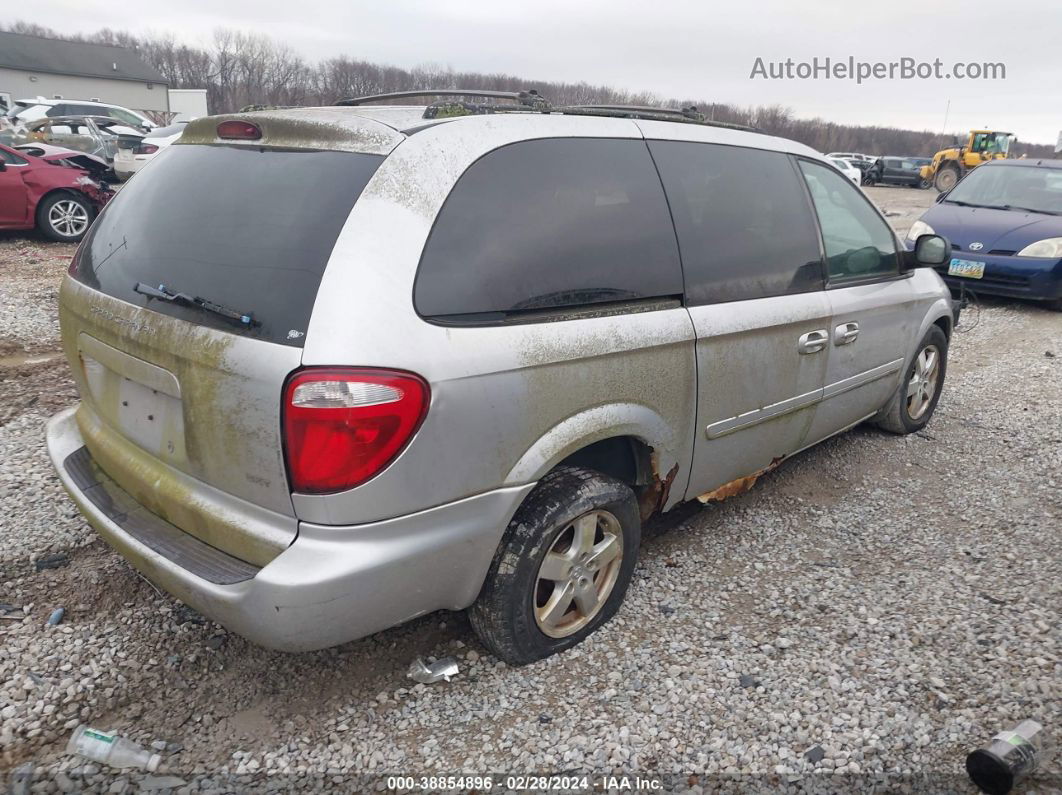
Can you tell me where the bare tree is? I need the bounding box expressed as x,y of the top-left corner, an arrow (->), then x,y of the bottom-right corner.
2,19 -> 1055,156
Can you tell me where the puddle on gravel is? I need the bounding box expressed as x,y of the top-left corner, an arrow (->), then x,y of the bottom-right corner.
0,351 -> 63,368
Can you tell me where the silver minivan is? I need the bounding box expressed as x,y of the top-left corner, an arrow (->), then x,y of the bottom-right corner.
46,94 -> 956,664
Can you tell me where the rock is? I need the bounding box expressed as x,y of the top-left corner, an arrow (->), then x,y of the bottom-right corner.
804,745 -> 826,764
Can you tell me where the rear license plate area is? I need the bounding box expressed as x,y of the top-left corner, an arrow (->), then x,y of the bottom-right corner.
80,351 -> 187,463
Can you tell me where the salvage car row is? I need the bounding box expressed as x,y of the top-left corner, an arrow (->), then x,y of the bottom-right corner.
0,97 -> 191,241
827,151 -> 932,188
2,95 -> 189,181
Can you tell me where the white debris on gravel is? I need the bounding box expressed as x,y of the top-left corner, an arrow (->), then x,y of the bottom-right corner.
1,222 -> 1059,792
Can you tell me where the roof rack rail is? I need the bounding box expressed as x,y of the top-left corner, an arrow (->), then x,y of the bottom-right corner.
556,104 -> 763,133
336,89 -> 549,109
336,90 -> 763,133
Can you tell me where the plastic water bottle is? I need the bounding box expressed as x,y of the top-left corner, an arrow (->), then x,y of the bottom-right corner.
66,725 -> 161,771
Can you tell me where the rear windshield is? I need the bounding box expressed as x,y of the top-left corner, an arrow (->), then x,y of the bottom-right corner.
73,144 -> 383,346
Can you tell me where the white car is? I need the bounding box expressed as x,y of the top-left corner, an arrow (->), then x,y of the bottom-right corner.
5,97 -> 156,132
113,121 -> 188,180
829,157 -> 862,186
826,151 -> 874,164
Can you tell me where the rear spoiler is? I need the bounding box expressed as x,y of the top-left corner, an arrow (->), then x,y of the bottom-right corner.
179,109 -> 403,156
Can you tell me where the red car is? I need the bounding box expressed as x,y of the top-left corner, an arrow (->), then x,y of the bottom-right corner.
0,142 -> 113,242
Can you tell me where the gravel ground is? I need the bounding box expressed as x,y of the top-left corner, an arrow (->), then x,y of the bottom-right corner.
1,188 -> 1060,795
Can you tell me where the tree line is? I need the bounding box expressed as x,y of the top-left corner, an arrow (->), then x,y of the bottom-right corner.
4,20 -> 1054,158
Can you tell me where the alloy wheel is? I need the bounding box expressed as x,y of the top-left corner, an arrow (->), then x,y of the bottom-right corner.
533,510 -> 624,638
906,344 -> 941,420
47,199 -> 89,238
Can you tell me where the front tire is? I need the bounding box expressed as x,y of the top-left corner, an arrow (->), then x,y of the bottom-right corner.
37,192 -> 93,242
469,466 -> 641,665
934,166 -> 960,192
873,325 -> 948,434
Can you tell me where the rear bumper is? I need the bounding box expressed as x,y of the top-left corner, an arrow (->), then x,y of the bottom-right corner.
47,406 -> 534,651
111,152 -> 145,179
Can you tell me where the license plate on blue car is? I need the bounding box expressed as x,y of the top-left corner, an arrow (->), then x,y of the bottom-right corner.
948,258 -> 985,279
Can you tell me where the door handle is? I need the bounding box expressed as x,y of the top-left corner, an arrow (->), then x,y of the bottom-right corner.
798,329 -> 829,354
834,322 -> 860,346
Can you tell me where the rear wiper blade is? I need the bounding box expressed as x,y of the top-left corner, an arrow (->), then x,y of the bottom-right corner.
133,282 -> 260,327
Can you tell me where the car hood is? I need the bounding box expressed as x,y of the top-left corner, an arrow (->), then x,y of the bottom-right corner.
15,144 -> 112,180
923,202 -> 1062,252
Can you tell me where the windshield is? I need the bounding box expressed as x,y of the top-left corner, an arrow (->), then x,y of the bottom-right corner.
946,165 -> 1062,215
73,144 -> 383,346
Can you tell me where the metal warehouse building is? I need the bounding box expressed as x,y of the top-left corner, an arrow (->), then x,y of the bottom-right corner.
0,30 -> 169,114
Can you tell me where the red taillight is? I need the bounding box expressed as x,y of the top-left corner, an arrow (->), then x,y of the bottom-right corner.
282,368 -> 429,494
216,120 -> 262,140
134,143 -> 160,155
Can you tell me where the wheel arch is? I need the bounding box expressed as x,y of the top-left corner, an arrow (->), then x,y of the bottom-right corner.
503,403 -> 684,519
932,312 -> 953,340
909,303 -> 954,371
34,187 -> 96,222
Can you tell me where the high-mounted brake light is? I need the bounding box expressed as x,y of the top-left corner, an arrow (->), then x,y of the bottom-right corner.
282,368 -> 429,494
216,120 -> 262,140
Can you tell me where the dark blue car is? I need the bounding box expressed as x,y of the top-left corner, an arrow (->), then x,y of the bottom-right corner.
907,159 -> 1062,309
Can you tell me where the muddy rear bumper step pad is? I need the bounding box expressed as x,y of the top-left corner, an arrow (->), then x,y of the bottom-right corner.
64,446 -> 261,585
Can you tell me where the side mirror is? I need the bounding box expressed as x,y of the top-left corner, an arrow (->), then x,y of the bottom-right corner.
934,190 -> 949,203
0,161 -> 6,172
906,234 -> 950,269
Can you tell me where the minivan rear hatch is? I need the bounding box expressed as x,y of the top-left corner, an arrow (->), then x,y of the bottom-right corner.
62,112 -> 397,564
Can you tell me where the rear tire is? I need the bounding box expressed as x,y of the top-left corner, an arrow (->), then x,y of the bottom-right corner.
37,192 -> 93,242
469,466 -> 641,665
873,325 -> 948,435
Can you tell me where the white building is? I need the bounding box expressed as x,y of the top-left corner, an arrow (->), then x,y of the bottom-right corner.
0,31 -> 169,116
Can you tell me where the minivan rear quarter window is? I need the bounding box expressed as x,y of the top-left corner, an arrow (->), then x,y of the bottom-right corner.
72,144 -> 382,346
415,138 -> 683,320
648,141 -> 825,304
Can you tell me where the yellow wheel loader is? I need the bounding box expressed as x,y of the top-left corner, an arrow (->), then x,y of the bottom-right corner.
921,130 -> 1016,192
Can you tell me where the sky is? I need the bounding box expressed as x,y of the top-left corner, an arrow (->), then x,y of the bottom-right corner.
10,0 -> 1062,145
